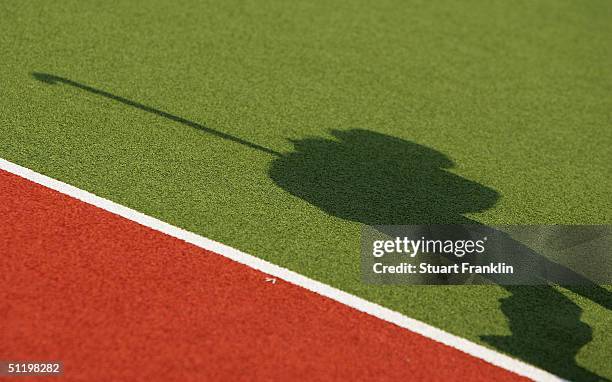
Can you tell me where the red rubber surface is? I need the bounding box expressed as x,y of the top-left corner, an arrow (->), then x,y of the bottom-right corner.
0,170 -> 527,381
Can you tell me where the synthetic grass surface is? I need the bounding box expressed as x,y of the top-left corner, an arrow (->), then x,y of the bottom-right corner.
1,0 -> 611,380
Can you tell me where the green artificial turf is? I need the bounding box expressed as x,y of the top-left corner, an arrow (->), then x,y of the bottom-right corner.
1,0 -> 611,379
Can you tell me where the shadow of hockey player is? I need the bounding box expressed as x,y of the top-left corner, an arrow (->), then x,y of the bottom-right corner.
32,73 -> 609,381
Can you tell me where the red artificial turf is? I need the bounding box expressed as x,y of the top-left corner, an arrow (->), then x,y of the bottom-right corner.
0,170 -> 526,381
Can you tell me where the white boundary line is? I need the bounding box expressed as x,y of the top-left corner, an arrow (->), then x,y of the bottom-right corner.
0,158 -> 564,382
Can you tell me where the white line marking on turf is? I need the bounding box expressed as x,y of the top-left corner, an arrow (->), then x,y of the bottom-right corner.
0,158 -> 564,382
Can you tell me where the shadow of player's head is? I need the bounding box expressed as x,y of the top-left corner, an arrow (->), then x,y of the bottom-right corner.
269,129 -> 499,225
